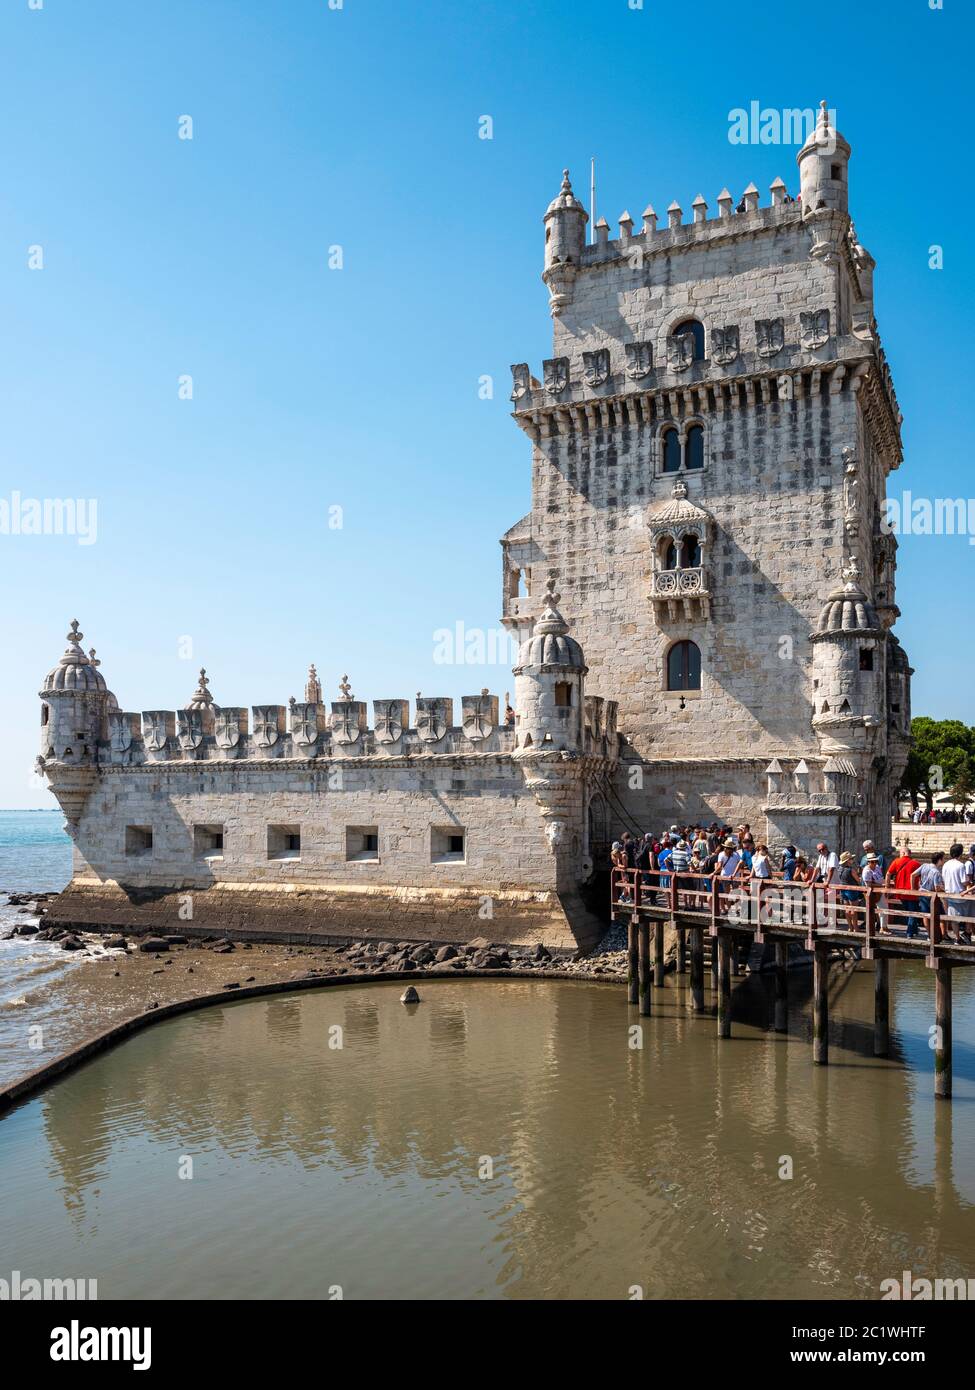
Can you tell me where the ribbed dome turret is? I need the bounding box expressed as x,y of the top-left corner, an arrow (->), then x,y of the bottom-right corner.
813,561 -> 882,637
185,668 -> 218,711
545,169 -> 587,219
515,576 -> 586,672
41,620 -> 115,697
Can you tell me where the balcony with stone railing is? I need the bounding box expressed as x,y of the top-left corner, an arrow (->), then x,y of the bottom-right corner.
650,566 -> 711,620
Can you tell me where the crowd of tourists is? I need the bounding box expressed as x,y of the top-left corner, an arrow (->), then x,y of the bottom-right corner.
610,822 -> 975,944
903,805 -> 974,826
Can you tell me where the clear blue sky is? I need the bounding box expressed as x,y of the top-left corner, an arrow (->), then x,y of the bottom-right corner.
0,0 -> 968,806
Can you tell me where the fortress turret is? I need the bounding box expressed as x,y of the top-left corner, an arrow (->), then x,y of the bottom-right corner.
810,561 -> 886,759
797,100 -> 851,218
512,573 -> 587,753
39,620 -> 117,765
542,170 -> 588,317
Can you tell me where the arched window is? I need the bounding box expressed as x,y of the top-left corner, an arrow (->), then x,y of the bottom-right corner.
673,319 -> 705,361
663,539 -> 677,571
667,640 -> 702,691
680,533 -> 701,568
685,424 -> 705,469
662,427 -> 681,473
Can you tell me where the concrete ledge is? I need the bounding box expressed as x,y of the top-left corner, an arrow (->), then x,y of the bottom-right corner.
0,968 -> 622,1118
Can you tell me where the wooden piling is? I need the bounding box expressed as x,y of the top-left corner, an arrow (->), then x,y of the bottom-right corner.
653,920 -> 665,989
935,960 -> 952,1100
676,927 -> 687,975
874,957 -> 889,1058
813,942 -> 829,1065
627,918 -> 639,1005
773,941 -> 788,1033
717,932 -> 731,1038
690,926 -> 705,1013
638,920 -> 651,1017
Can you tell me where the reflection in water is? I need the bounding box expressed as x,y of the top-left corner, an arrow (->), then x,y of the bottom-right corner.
0,966 -> 973,1300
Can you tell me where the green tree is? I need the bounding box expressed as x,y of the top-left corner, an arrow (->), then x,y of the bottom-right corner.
899,718 -> 974,811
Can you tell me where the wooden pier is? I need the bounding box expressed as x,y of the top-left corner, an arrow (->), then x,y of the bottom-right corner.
612,868 -> 975,1098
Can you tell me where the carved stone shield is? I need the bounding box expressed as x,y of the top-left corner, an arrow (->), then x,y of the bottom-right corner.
582,348 -> 610,388
509,363 -> 531,402
291,703 -> 320,747
253,706 -> 280,748
331,703 -> 362,746
143,712 -> 170,753
109,712 -> 132,754
177,710 -> 204,751
756,318 -> 784,356
667,333 -> 696,371
416,698 -> 449,743
215,709 -> 243,750
461,693 -> 497,742
624,340 -> 653,378
374,699 -> 406,745
800,309 -> 830,350
711,325 -> 739,365
543,357 -> 569,395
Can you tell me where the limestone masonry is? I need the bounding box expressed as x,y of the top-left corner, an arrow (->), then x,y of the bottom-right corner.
38,106 -> 911,950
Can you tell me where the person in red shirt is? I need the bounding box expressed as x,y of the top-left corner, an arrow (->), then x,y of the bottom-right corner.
885,851 -> 921,937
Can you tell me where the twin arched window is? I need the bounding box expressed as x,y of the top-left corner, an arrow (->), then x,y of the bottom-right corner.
667,640 -> 702,691
662,535 -> 702,571
662,423 -> 705,473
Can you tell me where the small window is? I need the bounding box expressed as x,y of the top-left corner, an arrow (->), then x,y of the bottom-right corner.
41,705 -> 50,726
194,824 -> 224,859
830,164 -> 842,181
431,826 -> 466,863
667,640 -> 702,692
673,319 -> 705,361
346,826 -> 379,862
859,648 -> 874,671
554,682 -> 572,708
680,533 -> 701,569
662,427 -> 681,473
268,824 -> 301,860
685,425 -> 704,470
125,825 -> 153,857
663,540 -> 677,571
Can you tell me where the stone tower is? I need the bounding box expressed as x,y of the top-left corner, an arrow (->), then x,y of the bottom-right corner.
502,116 -> 909,849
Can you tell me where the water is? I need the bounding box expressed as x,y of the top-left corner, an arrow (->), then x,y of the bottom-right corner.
1,968 -> 972,1300
0,810 -> 72,893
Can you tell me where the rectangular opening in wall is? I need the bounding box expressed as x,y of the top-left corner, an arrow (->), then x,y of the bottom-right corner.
859,648 -> 874,671
125,825 -> 153,857
346,826 -> 379,862
267,824 -> 301,860
554,682 -> 572,708
431,825 -> 466,863
194,824 -> 225,859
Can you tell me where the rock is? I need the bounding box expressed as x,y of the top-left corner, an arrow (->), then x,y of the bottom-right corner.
533,944 -> 552,961
212,944 -> 234,955
400,986 -> 420,1004
60,935 -> 85,951
222,982 -> 240,990
147,1001 -> 159,1010
104,935 -> 127,949
377,941 -> 395,955
164,935 -> 187,945
14,924 -> 39,936
435,944 -> 459,962
245,976 -> 255,982
138,937 -> 170,953
412,947 -> 435,965
472,950 -> 503,969
468,936 -> 491,951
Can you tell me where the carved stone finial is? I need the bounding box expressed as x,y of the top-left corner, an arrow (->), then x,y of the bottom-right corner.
481,687 -> 489,697
88,648 -> 100,667
545,570 -> 561,609
842,558 -> 861,586
820,98 -> 829,130
289,695 -> 296,711
672,479 -> 689,500
67,619 -> 83,647
560,168 -> 572,194
339,675 -> 353,702
304,662 -> 322,704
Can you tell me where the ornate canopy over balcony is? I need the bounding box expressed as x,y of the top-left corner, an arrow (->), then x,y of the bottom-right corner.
647,480 -> 714,620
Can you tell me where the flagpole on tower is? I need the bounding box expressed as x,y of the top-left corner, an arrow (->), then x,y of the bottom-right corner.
590,157 -> 596,244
